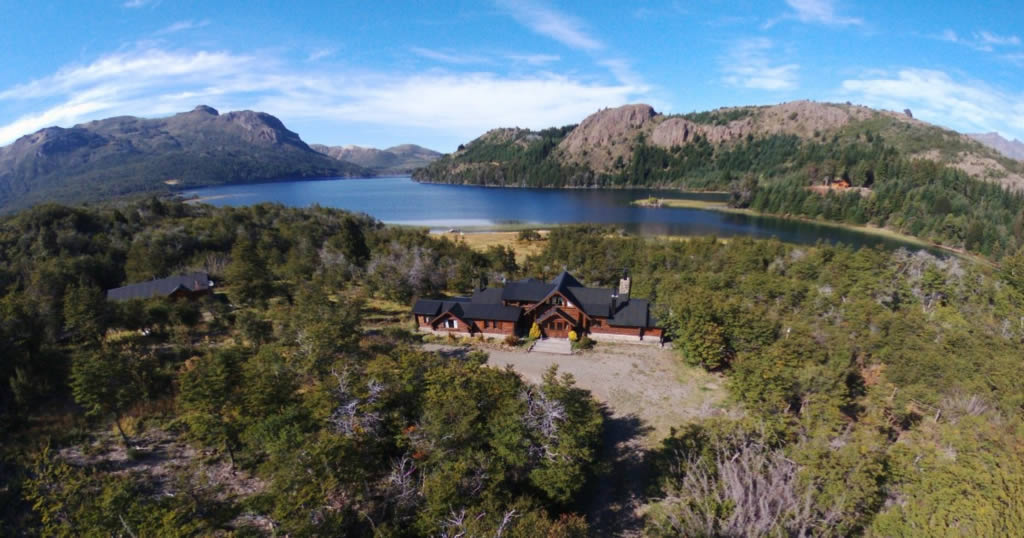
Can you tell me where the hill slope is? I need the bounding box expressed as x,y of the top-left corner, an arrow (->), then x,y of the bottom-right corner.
415,101 -> 1024,190
0,105 -> 371,212
310,143 -> 441,174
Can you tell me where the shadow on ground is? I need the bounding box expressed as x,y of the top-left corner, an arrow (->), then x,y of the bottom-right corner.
580,407 -> 655,537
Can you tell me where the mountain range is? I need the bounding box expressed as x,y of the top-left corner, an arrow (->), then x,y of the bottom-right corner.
310,143 -> 441,174
0,106 -> 438,212
968,132 -> 1024,161
414,101 -> 1024,192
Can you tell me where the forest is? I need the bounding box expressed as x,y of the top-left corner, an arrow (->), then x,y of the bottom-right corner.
3,200 -> 1024,535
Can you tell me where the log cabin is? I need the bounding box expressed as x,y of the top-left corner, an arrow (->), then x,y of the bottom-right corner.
412,271 -> 663,343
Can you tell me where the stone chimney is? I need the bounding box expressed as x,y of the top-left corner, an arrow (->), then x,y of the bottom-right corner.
618,271 -> 631,302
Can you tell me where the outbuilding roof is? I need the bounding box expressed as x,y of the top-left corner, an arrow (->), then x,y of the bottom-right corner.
106,272 -> 211,302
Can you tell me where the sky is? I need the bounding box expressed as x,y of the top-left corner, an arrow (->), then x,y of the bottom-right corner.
0,0 -> 1022,152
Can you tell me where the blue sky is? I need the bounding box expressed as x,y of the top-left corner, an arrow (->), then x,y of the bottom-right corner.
0,0 -> 1022,151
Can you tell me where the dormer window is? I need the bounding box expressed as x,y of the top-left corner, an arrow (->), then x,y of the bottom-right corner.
550,295 -> 564,306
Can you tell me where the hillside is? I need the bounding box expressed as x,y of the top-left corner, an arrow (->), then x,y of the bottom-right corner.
969,132 -> 1024,161
415,101 -> 1024,190
310,143 -> 441,174
414,102 -> 1024,259
0,105 -> 371,212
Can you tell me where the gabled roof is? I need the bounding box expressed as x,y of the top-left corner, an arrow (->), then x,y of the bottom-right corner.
416,296 -> 521,322
536,307 -> 576,324
106,272 -> 211,302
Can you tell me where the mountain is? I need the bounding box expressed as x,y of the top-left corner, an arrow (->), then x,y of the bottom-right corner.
414,101 -> 1024,192
310,143 -> 441,174
0,105 -> 371,212
969,132 -> 1024,161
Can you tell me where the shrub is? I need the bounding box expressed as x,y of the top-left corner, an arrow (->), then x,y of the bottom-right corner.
517,229 -> 543,241
568,330 -> 578,341
573,335 -> 594,351
529,322 -> 541,340
503,334 -> 521,347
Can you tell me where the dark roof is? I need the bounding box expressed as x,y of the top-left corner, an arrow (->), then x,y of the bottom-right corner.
412,297 -> 470,317
462,303 -> 522,321
106,272 -> 211,302
536,307 -> 576,323
500,278 -> 550,302
608,298 -> 654,328
414,271 -> 657,329
416,296 -> 521,322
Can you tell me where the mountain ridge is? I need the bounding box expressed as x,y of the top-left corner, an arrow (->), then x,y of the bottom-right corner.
310,143 -> 441,174
414,100 -> 1024,191
0,105 -> 372,212
969,132 -> 1024,161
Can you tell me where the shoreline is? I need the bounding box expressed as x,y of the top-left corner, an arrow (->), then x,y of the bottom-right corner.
632,197 -> 980,261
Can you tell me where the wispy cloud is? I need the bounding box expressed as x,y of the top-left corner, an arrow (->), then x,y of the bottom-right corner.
505,53 -> 560,66
937,29 -> 1021,52
721,38 -> 799,91
495,0 -> 603,51
410,47 -> 490,65
841,68 -> 1024,137
306,48 -> 336,62
123,0 -> 159,8
0,46 -> 645,145
156,19 -> 210,35
766,0 -> 862,28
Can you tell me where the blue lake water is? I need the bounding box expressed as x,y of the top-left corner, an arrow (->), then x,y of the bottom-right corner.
185,176 -> 929,251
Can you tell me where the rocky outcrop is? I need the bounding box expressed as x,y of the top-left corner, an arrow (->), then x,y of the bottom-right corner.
558,104 -> 656,172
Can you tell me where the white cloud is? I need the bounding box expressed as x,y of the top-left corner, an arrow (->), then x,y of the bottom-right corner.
841,68 -> 1024,137
156,19 -> 210,35
123,0 -> 159,8
766,0 -> 861,27
721,38 -> 799,91
306,48 -> 336,62
978,31 -> 1021,46
410,47 -> 490,65
505,53 -> 560,66
496,0 -> 603,51
937,29 -> 1021,52
0,47 -> 646,145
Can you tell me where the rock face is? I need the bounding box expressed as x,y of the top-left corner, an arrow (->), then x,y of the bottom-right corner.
969,132 -> 1024,161
310,143 -> 441,173
0,105 -> 371,212
558,104 -> 656,172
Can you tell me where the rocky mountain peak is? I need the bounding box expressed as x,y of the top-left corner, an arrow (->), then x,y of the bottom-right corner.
191,105 -> 219,116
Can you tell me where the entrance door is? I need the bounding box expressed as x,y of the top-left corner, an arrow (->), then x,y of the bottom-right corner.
543,319 -> 570,338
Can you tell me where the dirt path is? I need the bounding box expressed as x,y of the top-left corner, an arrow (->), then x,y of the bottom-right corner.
425,343 -> 730,535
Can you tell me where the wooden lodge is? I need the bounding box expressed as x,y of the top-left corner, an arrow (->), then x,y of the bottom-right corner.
106,272 -> 213,302
412,271 -> 663,343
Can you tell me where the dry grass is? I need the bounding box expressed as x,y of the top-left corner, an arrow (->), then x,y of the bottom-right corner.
447,230 -> 550,265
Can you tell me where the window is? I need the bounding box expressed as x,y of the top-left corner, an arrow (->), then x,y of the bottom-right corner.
444,319 -> 457,329
550,295 -> 564,306
483,320 -> 490,328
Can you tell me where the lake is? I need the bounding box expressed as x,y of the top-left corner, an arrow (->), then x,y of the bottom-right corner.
185,176 -> 929,251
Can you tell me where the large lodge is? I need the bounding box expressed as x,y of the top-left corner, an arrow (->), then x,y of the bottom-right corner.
412,271 -> 663,343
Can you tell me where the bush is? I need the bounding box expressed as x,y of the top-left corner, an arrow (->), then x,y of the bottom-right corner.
568,330 -> 578,342
503,334 -> 521,347
572,335 -> 594,351
529,322 -> 541,340
517,229 -> 542,241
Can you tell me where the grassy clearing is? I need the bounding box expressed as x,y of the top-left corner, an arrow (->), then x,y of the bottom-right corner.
445,230 -> 551,265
